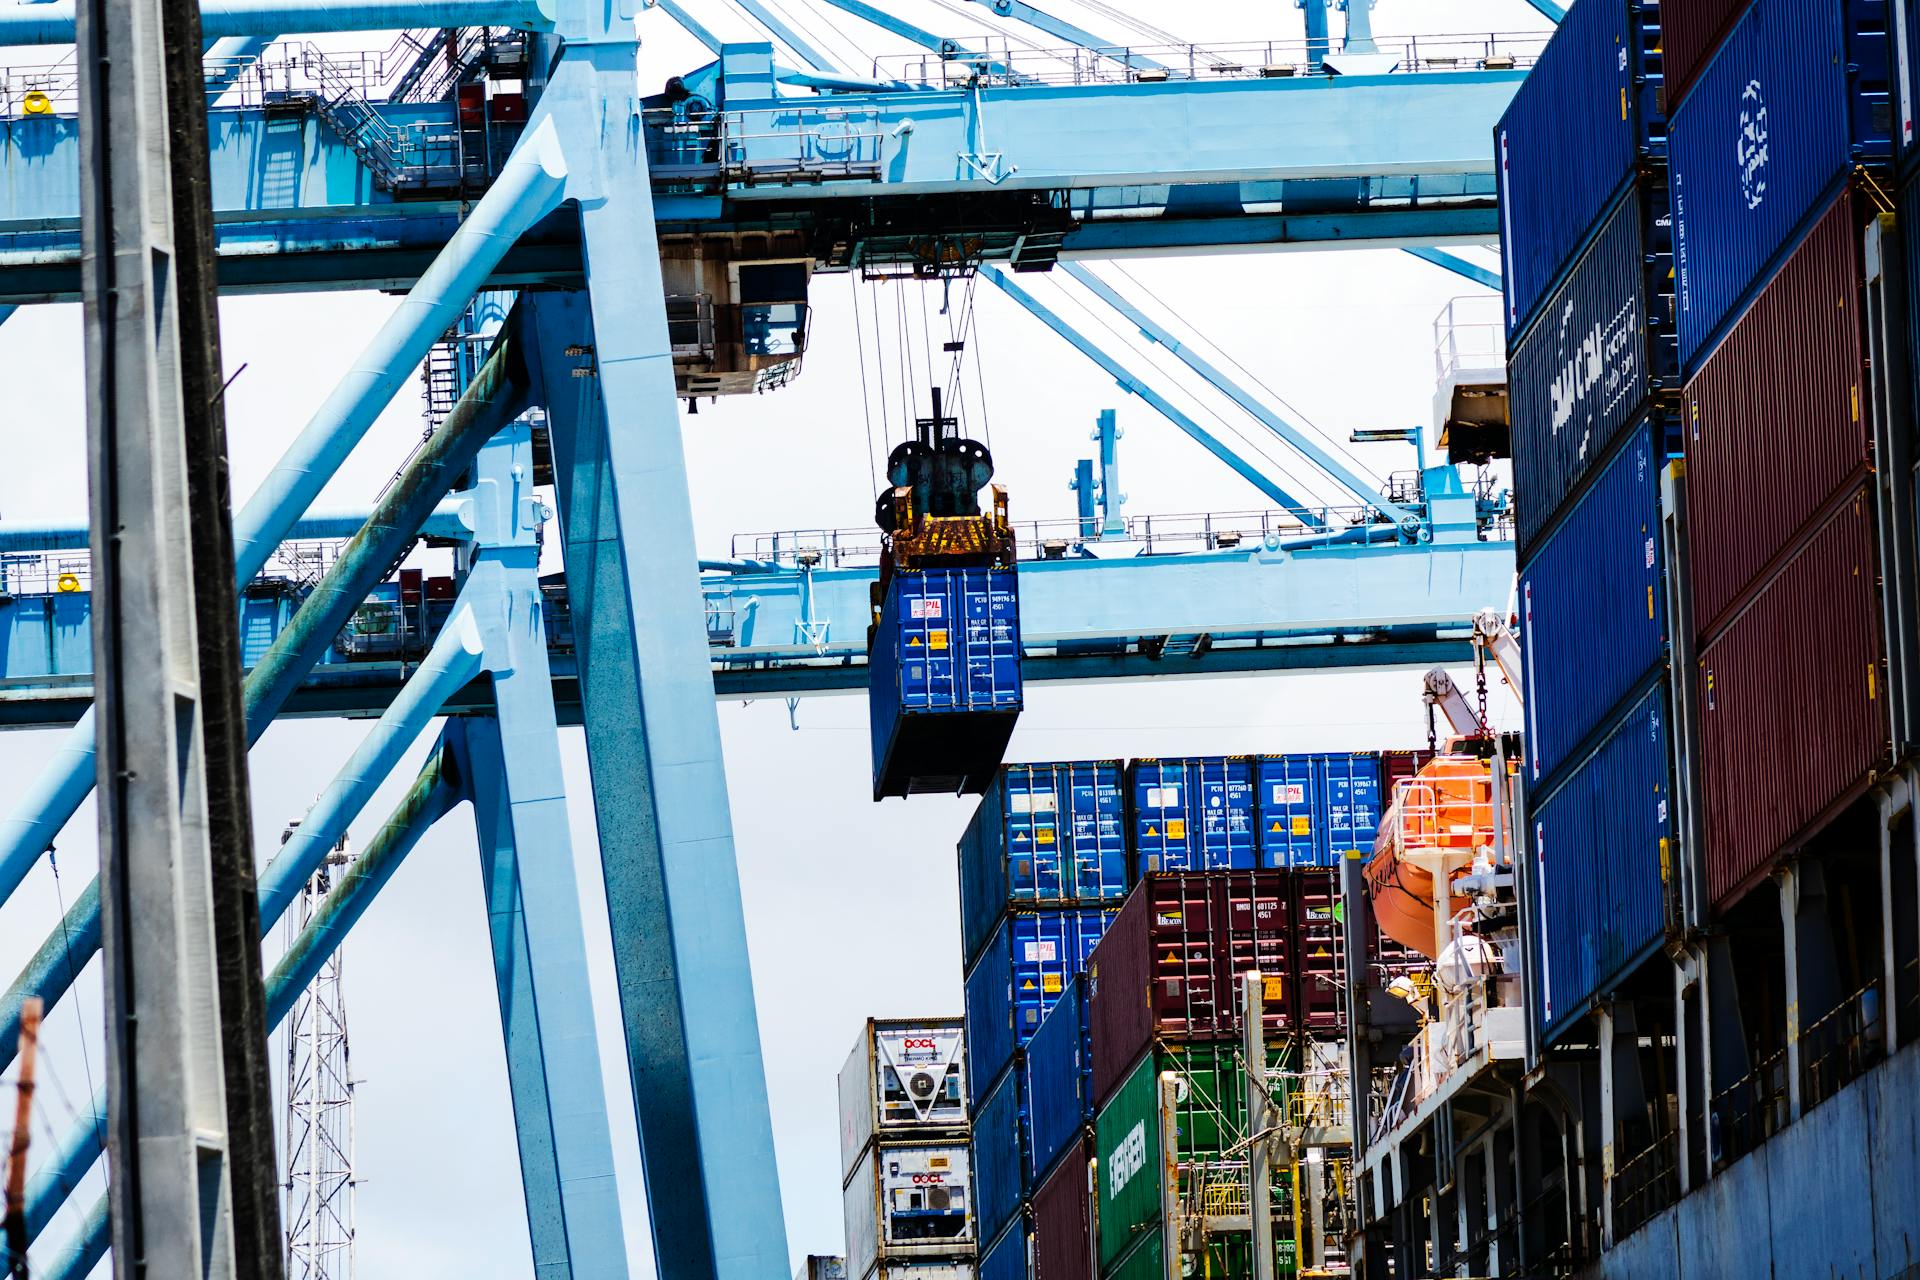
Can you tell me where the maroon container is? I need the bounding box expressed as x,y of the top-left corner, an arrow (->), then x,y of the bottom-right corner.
1684,192 -> 1870,638
1292,870 -> 1346,1033
1380,750 -> 1434,796
1087,872 -> 1298,1106
1701,487 -> 1887,910
1032,1134 -> 1094,1280
1660,0 -> 1753,113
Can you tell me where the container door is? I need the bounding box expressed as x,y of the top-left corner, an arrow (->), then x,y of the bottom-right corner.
1066,761 -> 1128,902
1196,757 -> 1257,869
1259,755 -> 1318,868
1322,752 -> 1383,866
1012,913 -> 1073,1058
1008,765 -> 1064,901
1133,762 -> 1191,872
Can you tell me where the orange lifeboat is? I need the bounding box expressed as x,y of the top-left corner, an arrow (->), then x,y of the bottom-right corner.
1365,756 -> 1497,959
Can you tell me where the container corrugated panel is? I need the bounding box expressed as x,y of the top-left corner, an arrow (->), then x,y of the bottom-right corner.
1530,680 -> 1675,1041
1661,0 -> 1753,112
1023,974 -> 1090,1187
1519,419 -> 1670,787
1129,757 -> 1257,872
1670,0 -> 1890,371
1496,0 -> 1665,338
871,567 -> 1023,799
1031,1135 -> 1092,1280
959,763 -> 1129,969
1700,488 -> 1888,908
980,1218 -> 1029,1280
1683,191 -> 1871,635
1256,753 -> 1383,868
1087,872 -> 1297,1105
1291,869 -> 1345,1033
1507,186 -> 1675,557
972,1068 -> 1028,1252
965,909 -> 1118,1104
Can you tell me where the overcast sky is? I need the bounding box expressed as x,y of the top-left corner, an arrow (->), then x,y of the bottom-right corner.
0,0 -> 1545,1274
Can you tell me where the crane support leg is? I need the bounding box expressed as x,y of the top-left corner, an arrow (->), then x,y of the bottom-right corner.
531,37 -> 788,1280
458,426 -> 632,1278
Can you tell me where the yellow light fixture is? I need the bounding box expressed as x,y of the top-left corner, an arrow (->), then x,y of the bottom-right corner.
22,91 -> 53,116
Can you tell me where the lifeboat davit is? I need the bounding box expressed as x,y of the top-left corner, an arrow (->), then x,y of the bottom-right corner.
1365,756 -> 1496,959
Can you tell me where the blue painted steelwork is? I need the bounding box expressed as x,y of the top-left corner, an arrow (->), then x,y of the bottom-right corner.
0,62 -> 1522,301
1528,678 -> 1674,1041
0,502 -> 469,552
1022,972 -> 1089,1186
1506,184 -> 1674,556
1402,246 -> 1502,291
1131,756 -> 1258,872
972,1065 -> 1030,1248
958,762 -> 1128,967
529,24 -> 789,1263
230,122 -> 564,582
0,531 -> 1513,720
0,0 -> 555,42
1519,418 -> 1670,789
14,738 -> 463,1271
1255,752 -> 1383,868
459,425 -> 631,1275
1495,0 -> 1664,340
729,0 -> 843,73
982,267 -> 1316,519
1058,263 -> 1415,530
809,0 -> 1015,80
1670,0 -> 1890,372
955,0 -> 1164,69
964,908 -> 1118,1102
1522,0 -> 1567,20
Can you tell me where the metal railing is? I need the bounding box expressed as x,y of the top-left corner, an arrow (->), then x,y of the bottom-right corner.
1799,979 -> 1886,1114
1709,1045 -> 1789,1167
1611,1128 -> 1679,1240
726,503 -> 1385,569
1434,294 -> 1506,383
871,31 -> 1549,90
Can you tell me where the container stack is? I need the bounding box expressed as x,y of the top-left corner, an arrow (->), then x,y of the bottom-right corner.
840,1018 -> 979,1280
1498,0 -> 1682,1042
959,755 -> 1389,1278
961,763 -> 1130,1280
1666,0 -> 1893,912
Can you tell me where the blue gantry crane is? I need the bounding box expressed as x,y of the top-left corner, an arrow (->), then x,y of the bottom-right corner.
0,0 -> 1546,1275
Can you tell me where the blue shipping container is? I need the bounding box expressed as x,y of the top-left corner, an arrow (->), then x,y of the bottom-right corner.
1131,757 -> 1257,872
1670,0 -> 1890,371
972,1068 -> 1029,1250
1530,680 -> 1675,1042
1519,418 -> 1670,788
1496,0 -> 1665,339
870,567 -> 1023,799
964,909 -> 1118,1102
1507,185 -> 1676,556
980,1218 -> 1031,1280
1256,753 -> 1384,868
1023,975 -> 1090,1186
958,763 -> 1130,969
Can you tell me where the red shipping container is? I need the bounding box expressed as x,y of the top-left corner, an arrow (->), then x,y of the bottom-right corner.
1660,0 -> 1754,113
1032,1135 -> 1093,1280
1087,872 -> 1297,1107
1292,869 -> 1346,1033
1684,192 -> 1870,637
1701,487 -> 1887,909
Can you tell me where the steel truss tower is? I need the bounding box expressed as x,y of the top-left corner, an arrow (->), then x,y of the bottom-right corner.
280,827 -> 357,1280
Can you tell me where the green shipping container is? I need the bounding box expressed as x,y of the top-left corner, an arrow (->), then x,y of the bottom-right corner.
1105,1226 -> 1298,1280
1094,1042 -> 1298,1276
